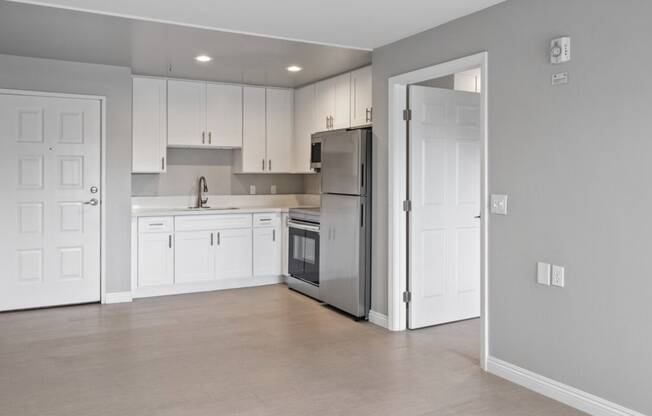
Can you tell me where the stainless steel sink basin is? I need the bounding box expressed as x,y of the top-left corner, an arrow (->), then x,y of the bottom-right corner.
184,207 -> 239,211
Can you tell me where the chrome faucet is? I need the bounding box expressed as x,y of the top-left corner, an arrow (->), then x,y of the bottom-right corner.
197,176 -> 209,208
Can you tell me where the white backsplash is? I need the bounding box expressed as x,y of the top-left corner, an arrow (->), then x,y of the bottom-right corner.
132,194 -> 320,210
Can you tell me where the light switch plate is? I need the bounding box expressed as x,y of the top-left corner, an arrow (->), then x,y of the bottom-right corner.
491,194 -> 508,215
537,262 -> 551,286
552,265 -> 565,287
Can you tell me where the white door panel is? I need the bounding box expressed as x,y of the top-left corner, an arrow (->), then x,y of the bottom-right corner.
253,226 -> 281,276
215,228 -> 252,279
332,73 -> 351,130
409,86 -> 481,329
242,86 -> 266,172
167,80 -> 206,147
175,231 -> 215,283
206,83 -> 242,148
138,232 -> 174,287
350,66 -> 372,127
0,94 -> 101,311
266,88 -> 293,172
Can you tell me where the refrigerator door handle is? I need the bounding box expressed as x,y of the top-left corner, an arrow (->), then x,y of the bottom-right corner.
361,163 -> 365,189
360,203 -> 364,228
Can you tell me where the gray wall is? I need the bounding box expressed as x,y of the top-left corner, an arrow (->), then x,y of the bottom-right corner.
372,0 -> 652,413
131,148 -> 308,196
0,54 -> 132,294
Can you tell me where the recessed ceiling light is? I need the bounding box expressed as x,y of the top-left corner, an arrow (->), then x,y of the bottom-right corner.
195,55 -> 212,63
286,65 -> 302,72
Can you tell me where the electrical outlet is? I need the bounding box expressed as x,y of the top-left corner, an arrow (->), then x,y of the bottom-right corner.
537,262 -> 551,286
270,185 -> 277,195
552,265 -> 565,287
249,185 -> 256,195
491,194 -> 508,215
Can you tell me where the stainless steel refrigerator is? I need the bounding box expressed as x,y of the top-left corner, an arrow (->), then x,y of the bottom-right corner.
316,127 -> 372,319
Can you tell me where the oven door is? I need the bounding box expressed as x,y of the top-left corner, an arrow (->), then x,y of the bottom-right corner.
288,220 -> 320,286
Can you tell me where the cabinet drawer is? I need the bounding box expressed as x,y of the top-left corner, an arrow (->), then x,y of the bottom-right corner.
139,217 -> 173,233
253,212 -> 280,228
175,214 -> 252,231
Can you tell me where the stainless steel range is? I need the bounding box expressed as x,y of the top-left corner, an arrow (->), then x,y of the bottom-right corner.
287,207 -> 320,300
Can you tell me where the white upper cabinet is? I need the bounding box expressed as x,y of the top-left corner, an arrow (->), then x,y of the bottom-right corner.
167,80 -> 243,148
167,80 -> 206,147
266,88 -> 293,173
293,85 -> 315,173
314,72 -> 352,131
132,77 -> 167,173
241,86 -> 267,173
314,77 -> 335,132
206,83 -> 243,148
350,66 -> 372,127
332,72 -> 351,130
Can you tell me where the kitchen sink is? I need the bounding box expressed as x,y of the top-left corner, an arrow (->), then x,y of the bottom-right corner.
184,207 -> 239,211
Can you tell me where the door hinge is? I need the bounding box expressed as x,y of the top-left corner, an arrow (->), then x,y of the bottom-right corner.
403,109 -> 412,121
403,291 -> 412,303
403,200 -> 412,212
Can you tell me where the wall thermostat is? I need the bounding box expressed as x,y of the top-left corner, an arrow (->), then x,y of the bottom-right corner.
550,37 -> 571,64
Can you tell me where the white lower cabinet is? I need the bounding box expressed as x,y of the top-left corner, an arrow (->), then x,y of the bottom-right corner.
174,231 -> 216,283
215,228 -> 252,280
253,225 -> 282,276
135,212 -> 285,298
137,216 -> 174,287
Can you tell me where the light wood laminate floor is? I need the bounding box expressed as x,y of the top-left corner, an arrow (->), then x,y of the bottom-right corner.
0,284 -> 584,416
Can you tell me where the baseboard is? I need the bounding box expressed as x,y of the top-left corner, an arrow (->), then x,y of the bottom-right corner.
104,291 -> 133,304
133,276 -> 285,299
487,357 -> 644,416
368,310 -> 389,329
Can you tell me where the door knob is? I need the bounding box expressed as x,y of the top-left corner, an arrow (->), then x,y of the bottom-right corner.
84,198 -> 99,206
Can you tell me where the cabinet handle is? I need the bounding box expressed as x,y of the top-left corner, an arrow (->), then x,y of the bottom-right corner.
208,131 -> 212,144
161,157 -> 165,170
202,131 -> 205,144
262,159 -> 265,171
268,159 -> 272,171
168,234 -> 172,248
210,233 -> 214,246
272,229 -> 276,242
326,116 -> 329,130
369,107 -> 373,122
217,232 -> 221,245
365,108 -> 370,123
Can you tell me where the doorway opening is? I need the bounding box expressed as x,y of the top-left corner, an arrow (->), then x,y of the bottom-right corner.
387,52 -> 489,369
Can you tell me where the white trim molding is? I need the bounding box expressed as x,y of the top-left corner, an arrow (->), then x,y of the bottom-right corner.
104,291 -> 133,304
368,310 -> 389,329
487,357 -> 645,416
386,52 -> 489,370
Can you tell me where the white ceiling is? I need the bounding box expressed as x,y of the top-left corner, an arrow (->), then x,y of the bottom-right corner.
7,0 -> 506,50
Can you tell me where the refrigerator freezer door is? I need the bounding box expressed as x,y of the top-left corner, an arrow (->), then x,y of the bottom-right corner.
320,129 -> 363,196
320,193 -> 366,317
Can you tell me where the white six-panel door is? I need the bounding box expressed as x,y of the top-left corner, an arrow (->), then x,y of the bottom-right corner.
408,85 -> 481,329
0,93 -> 102,311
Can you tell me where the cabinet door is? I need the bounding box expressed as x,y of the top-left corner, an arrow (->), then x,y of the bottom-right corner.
132,77 -> 167,173
266,88 -> 293,173
350,66 -> 372,127
253,226 -> 282,276
167,80 -> 206,147
332,73 -> 351,130
138,232 -> 174,287
242,86 -> 266,172
174,231 -> 215,283
314,78 -> 335,132
206,83 -> 242,148
293,85 -> 314,173
215,228 -> 252,280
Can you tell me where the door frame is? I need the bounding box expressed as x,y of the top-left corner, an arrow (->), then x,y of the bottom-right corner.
0,88 -> 108,305
386,52 -> 489,369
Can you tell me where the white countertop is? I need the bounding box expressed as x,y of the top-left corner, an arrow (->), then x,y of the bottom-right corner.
132,205 -> 318,217
131,194 -> 320,217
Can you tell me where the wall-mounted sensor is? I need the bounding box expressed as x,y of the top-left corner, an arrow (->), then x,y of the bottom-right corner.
550,37 -> 571,64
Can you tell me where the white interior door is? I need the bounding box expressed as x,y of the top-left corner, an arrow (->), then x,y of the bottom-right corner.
408,85 -> 481,329
0,93 -> 102,311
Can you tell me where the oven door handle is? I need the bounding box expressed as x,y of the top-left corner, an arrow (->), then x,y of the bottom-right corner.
288,221 -> 320,233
